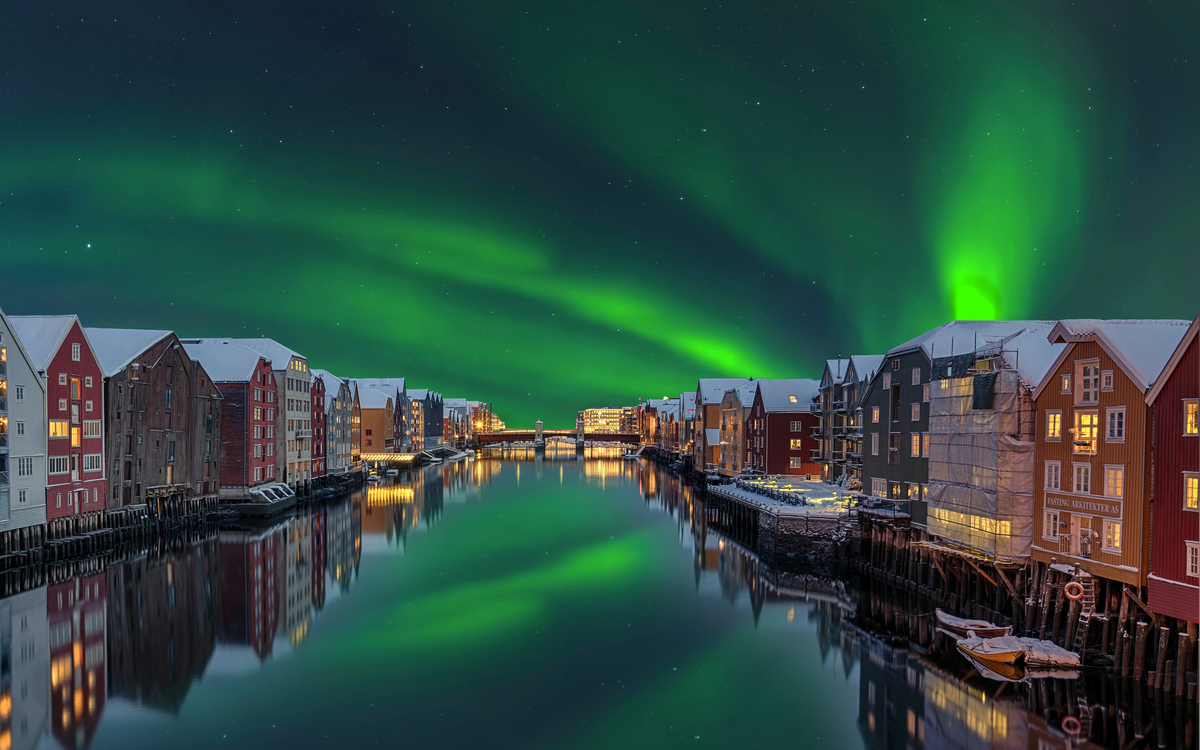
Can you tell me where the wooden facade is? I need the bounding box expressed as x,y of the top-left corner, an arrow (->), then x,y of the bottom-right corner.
816,356 -> 883,488
1146,318 -> 1199,621
693,379 -> 750,471
311,374 -> 326,478
746,379 -> 821,477
861,349 -> 931,524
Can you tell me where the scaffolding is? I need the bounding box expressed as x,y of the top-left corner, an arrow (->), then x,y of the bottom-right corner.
927,367 -> 1035,561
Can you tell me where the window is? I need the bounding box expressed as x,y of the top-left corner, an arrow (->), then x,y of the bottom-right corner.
13,386 -> 22,401
18,489 -> 25,504
1100,370 -> 1113,391
16,457 -> 33,477
253,425 -> 262,439
789,439 -> 803,449
1074,412 -> 1098,454
58,399 -> 67,411
1186,401 -> 1198,435
912,368 -> 921,386
71,343 -> 80,361
1188,542 -> 1199,578
49,457 -> 69,475
790,421 -> 802,431
1045,461 -> 1061,490
911,403 -> 921,421
253,467 -> 262,482
365,429 -> 373,436
923,384 -> 930,403
911,433 -> 920,457
789,457 -> 803,469
82,420 -> 102,437
882,373 -> 891,389
1060,375 -> 1071,393
15,421 -> 24,436
85,400 -> 93,412
266,443 -> 273,457
1043,510 -> 1060,540
1103,521 -> 1122,552
871,433 -> 879,456
165,388 -> 173,408
1185,473 -> 1199,510
922,432 -> 930,457
167,441 -> 175,461
58,373 -> 67,386
85,375 -> 92,388
872,407 -> 880,423
1046,410 -> 1062,440
1073,464 -> 1091,494
1102,466 -> 1124,498
872,478 -> 886,497
49,420 -> 69,439
82,454 -> 102,472
1106,408 -> 1125,442
1077,363 -> 1100,404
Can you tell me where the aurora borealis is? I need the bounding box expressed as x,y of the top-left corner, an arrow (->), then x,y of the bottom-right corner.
2,1 -> 1196,425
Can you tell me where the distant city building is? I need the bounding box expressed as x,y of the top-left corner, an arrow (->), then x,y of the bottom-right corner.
582,407 -> 635,434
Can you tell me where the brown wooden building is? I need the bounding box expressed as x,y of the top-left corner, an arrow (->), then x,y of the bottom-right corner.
356,388 -> 394,452
87,328 -> 222,517
1030,319 -> 1190,590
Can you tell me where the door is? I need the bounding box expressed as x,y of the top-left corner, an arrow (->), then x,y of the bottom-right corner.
71,454 -> 79,481
1069,516 -> 1093,557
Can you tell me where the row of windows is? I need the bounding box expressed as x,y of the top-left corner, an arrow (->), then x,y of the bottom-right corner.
47,455 -> 103,475
1042,510 -> 1122,552
868,433 -> 929,457
252,425 -> 275,439
869,478 -> 928,500
252,465 -> 276,482
1044,461 -> 1125,497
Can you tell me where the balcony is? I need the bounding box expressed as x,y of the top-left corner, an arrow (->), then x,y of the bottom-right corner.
809,426 -> 822,438
1072,438 -> 1097,455
0,395 -> 6,413
296,429 -> 313,438
0,470 -> 7,487
809,403 -> 822,415
0,432 -> 6,448
832,400 -> 847,412
809,449 -> 822,460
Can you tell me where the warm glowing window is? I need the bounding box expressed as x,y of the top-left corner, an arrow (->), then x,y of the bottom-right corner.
911,433 -> 920,457
1186,401 -> 1199,435
1104,466 -> 1124,498
1060,375 -> 1071,393
1103,521 -> 1122,552
49,420 -> 69,438
1077,363 -> 1100,404
788,395 -> 797,403
872,407 -> 880,423
789,439 -> 803,449
71,427 -> 81,447
1186,474 -> 1199,510
922,432 -> 930,457
871,478 -> 886,496
1074,412 -> 1098,454
1046,410 -> 1062,440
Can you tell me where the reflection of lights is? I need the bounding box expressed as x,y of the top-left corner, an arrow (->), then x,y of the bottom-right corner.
0,728 -> 10,750
787,607 -> 795,623
0,691 -> 10,719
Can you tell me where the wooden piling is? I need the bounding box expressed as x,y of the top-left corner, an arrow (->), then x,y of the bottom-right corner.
1154,627 -> 1171,689
1134,621 -> 1150,681
1177,632 -> 1191,697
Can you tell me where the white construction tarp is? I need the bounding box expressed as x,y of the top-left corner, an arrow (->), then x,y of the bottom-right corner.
927,371 -> 1034,561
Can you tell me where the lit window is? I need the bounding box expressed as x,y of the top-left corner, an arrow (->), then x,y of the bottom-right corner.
911,433 -> 920,457
49,420 -> 69,439
1104,466 -> 1124,498
1074,412 -> 1098,454
1186,401 -> 1198,435
789,457 -> 803,469
1188,542 -> 1199,578
1186,473 -> 1199,510
788,395 -> 797,403
1043,510 -> 1060,540
911,403 -> 920,421
1046,411 -> 1062,440
789,439 -> 803,449
1045,461 -> 1061,490
1103,520 -> 1122,552
1060,375 -> 1071,393
872,407 -> 880,423
922,432 -> 929,457
1106,407 -> 1125,441
871,478 -> 886,497
1074,464 -> 1091,494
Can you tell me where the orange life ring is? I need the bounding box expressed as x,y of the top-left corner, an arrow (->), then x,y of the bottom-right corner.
1064,581 -> 1085,601
1062,715 -> 1082,734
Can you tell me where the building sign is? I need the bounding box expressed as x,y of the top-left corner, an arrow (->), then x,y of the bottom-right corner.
1045,495 -> 1122,519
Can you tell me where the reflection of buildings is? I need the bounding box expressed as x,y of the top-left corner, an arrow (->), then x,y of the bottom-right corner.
858,635 -> 924,749
1,586 -> 49,750
279,516 -> 312,647
922,663 -> 1027,749
219,527 -> 280,660
311,507 -> 326,612
107,538 -> 221,712
325,497 -> 360,593
49,573 -> 106,750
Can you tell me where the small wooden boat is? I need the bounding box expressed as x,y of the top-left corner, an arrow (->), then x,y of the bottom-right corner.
956,633 -> 1027,668
936,608 -> 1012,639
367,473 -> 382,482
386,469 -> 400,476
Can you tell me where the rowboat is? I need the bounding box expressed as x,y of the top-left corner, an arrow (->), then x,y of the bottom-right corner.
936,608 -> 1012,639
956,633 -> 1026,668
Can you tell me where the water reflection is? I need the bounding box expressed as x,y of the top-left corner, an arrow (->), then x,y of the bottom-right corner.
0,458 -> 1190,749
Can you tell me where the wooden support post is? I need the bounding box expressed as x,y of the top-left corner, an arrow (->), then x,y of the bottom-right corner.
1154,626 -> 1170,690
1065,598 -> 1082,652
1177,633 -> 1191,697
1051,587 -> 1066,646
1121,630 -> 1133,677
1134,621 -> 1150,681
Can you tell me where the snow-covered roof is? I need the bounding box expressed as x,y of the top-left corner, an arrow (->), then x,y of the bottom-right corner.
356,377 -> 406,394
756,378 -> 822,412
311,369 -> 350,409
0,308 -> 47,396
730,381 -> 759,407
696,378 -> 751,405
1147,318 -> 1199,405
990,327 -> 1067,387
705,428 -> 721,445
8,315 -> 77,371
83,328 -> 175,377
407,388 -> 429,401
443,397 -> 468,412
679,392 -> 696,417
358,388 -> 393,410
186,337 -> 305,369
1045,319 -> 1191,393
848,355 -> 886,384
889,320 -> 1058,362
182,342 -> 270,382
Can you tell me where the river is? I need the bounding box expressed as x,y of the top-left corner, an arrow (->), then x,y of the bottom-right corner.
2,447 -> 1190,749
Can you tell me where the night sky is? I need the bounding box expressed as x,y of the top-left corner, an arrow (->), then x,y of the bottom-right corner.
2,1 -> 1196,425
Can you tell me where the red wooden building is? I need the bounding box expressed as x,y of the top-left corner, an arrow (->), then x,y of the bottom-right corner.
219,527 -> 280,661
311,374 -> 326,478
746,378 -> 822,477
182,342 -> 277,498
9,316 -> 107,534
1146,317 -> 1199,623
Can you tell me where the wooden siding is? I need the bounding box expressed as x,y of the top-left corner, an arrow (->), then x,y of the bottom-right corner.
1031,340 -> 1152,586
311,375 -> 326,477
860,350 -> 930,525
213,357 -> 275,493
1148,332 -> 1198,591
44,321 -> 106,518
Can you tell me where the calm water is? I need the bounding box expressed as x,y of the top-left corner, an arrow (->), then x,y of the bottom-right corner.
3,449 -> 1189,749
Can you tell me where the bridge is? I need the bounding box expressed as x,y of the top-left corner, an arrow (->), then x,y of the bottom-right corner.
477,429 -> 639,445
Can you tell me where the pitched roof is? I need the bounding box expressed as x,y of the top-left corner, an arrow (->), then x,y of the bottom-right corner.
679,392 -> 696,417
1044,319 -> 1192,393
185,337 -> 305,368
407,388 -> 429,400
696,378 -> 751,405
358,388 -> 393,410
182,341 -> 270,382
756,378 -> 822,412
443,397 -> 468,410
730,381 -> 759,407
848,355 -> 886,383
355,377 -> 406,394
1147,318 -> 1199,405
8,315 -> 77,371
83,328 -> 175,377
311,369 -> 350,409
889,320 -> 1058,361
0,308 -> 47,396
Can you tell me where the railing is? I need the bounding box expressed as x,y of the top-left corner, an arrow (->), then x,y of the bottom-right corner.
0,432 -> 7,448
0,360 -> 6,376
832,400 -> 847,412
296,429 -> 312,438
809,449 -> 821,460
0,470 -> 7,487
809,426 -> 822,438
809,403 -> 821,415
0,395 -> 6,412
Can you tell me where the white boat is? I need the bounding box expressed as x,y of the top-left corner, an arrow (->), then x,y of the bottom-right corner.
367,474 -> 381,482
386,469 -> 399,476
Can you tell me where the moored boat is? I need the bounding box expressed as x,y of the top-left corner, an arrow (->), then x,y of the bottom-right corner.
936,608 -> 1012,639
956,633 -> 1026,668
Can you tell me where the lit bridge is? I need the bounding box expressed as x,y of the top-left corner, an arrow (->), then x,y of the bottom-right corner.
477,429 -> 639,445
